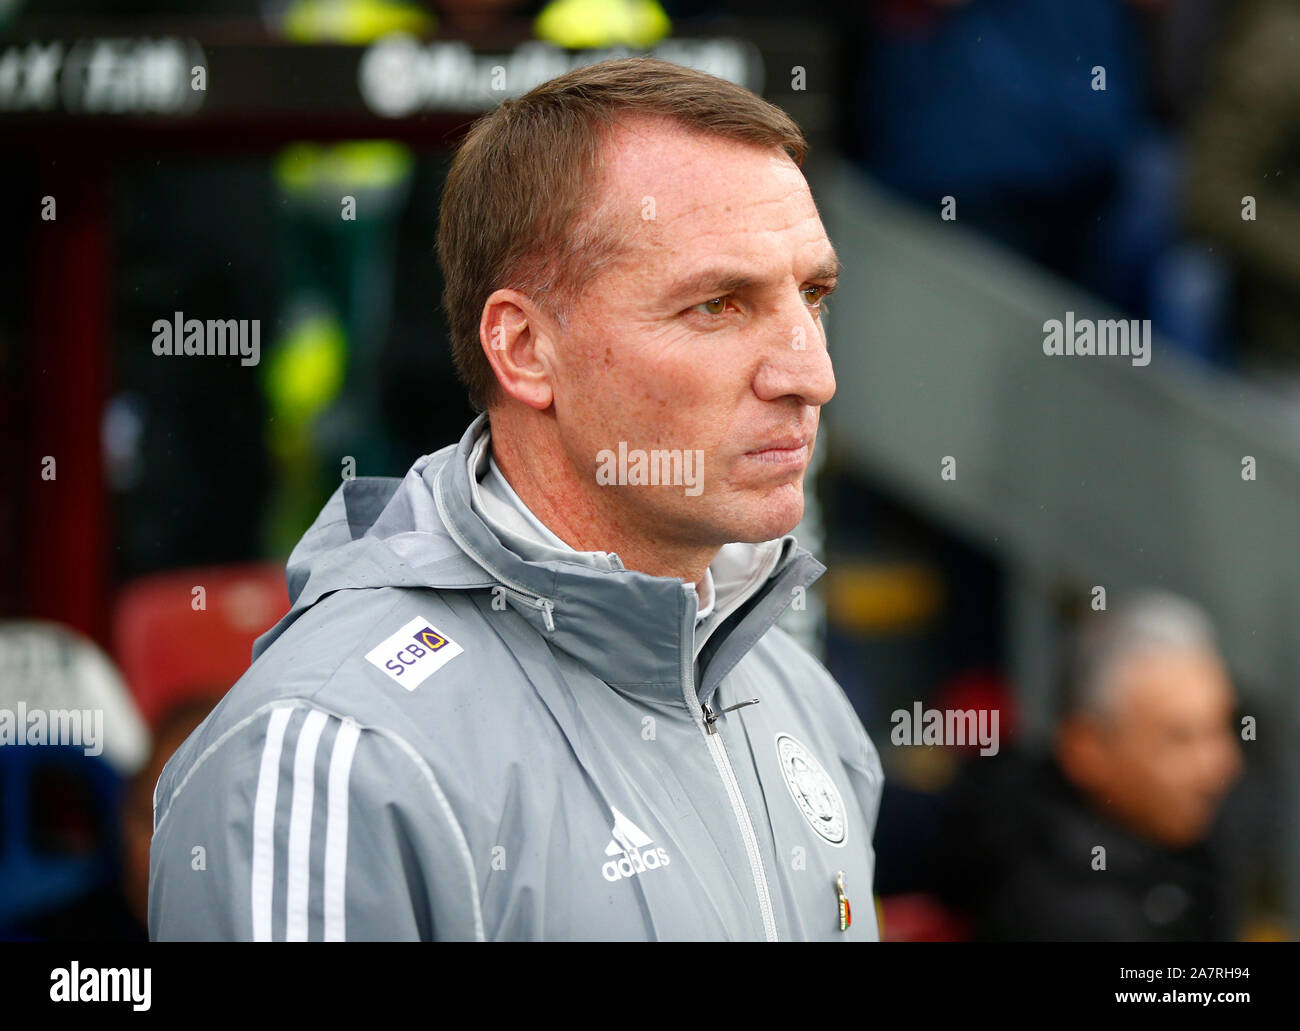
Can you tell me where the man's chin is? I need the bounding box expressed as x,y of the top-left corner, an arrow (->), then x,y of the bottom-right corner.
719,490 -> 805,544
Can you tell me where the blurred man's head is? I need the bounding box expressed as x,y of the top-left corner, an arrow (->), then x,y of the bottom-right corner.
1055,592 -> 1242,849
437,58 -> 836,568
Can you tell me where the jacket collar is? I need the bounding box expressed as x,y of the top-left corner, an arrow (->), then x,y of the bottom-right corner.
258,413 -> 826,706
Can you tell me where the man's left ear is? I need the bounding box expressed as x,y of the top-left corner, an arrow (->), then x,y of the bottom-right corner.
479,288 -> 555,411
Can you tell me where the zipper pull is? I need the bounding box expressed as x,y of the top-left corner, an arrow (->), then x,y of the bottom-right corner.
702,698 -> 760,734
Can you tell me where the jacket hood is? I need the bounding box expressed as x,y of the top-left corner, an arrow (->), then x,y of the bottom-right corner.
253,413 -> 826,696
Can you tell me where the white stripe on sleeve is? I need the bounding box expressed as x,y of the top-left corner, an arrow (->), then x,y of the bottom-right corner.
251,706 -> 293,942
284,709 -> 329,941
323,718 -> 362,941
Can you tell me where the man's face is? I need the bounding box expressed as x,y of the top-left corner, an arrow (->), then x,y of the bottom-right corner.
546,116 -> 837,549
1074,647 -> 1242,848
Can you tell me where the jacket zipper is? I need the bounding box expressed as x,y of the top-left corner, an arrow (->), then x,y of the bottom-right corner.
702,698 -> 760,734
496,583 -> 555,631
681,606 -> 778,941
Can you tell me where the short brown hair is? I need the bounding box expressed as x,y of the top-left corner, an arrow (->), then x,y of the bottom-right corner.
436,56 -> 808,413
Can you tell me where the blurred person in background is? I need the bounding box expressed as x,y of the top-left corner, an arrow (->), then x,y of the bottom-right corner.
936,591 -> 1245,940
16,697 -> 216,941
0,619 -> 220,939
0,622 -> 150,940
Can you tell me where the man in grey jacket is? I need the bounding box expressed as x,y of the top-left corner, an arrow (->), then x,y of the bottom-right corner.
149,56 -> 885,941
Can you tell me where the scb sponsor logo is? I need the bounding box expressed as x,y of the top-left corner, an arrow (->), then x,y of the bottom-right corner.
602,845 -> 672,883
384,626 -> 448,676
364,617 -> 463,690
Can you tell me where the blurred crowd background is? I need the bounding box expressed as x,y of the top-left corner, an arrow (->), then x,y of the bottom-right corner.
1,0 -> 1297,941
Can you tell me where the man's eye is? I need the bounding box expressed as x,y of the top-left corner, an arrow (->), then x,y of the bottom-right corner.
689,287 -> 832,318
691,297 -> 729,316
802,285 -> 831,308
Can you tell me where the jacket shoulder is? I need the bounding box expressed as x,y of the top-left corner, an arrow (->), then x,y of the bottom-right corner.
156,584 -> 543,822
225,585 -> 532,726
149,695 -> 485,940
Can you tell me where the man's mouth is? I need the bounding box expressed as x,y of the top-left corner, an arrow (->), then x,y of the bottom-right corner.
745,436 -> 812,465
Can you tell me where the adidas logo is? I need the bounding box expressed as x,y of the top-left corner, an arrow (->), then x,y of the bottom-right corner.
600,806 -> 672,883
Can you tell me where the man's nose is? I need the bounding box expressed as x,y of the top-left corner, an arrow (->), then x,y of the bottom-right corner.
1218,729 -> 1245,783
1199,727 -> 1244,789
751,300 -> 837,406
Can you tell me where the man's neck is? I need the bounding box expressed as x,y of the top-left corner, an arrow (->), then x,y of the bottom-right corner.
488,411 -> 719,589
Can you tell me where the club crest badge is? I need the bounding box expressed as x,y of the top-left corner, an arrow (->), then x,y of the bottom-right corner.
775,732 -> 847,846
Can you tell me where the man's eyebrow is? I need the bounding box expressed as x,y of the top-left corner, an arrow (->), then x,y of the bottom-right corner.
663,268 -> 760,303
663,253 -> 842,303
811,254 -> 842,283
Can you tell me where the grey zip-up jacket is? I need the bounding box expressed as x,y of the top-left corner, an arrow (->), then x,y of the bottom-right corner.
149,413 -> 885,941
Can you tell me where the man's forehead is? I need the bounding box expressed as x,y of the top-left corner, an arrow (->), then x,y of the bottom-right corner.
602,115 -> 807,211
1113,648 -> 1233,712
596,116 -> 825,270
